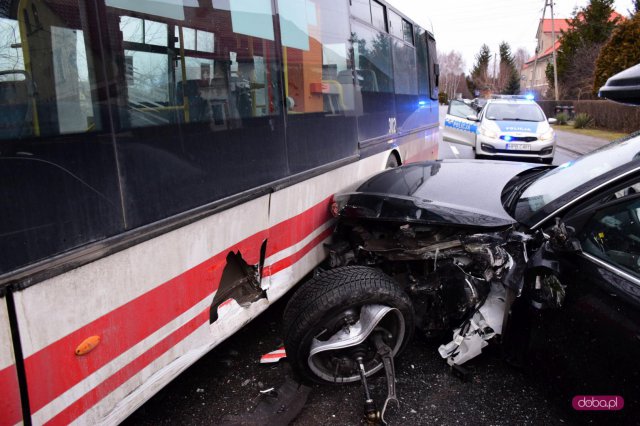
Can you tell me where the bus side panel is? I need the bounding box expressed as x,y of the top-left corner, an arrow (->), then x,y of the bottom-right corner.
398,124 -> 440,165
0,297 -> 22,426
265,146 -> 418,300
12,196 -> 271,425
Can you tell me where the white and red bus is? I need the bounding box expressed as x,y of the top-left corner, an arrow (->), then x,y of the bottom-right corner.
0,0 -> 439,424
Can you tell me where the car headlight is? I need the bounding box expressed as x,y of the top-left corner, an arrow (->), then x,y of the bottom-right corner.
479,126 -> 498,139
539,129 -> 554,141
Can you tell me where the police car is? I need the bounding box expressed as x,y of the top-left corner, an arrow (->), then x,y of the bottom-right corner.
443,95 -> 557,163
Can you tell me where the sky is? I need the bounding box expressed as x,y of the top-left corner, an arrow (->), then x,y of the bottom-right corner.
386,0 -> 636,72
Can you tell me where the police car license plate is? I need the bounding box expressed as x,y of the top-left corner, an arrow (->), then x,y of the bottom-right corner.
506,143 -> 531,151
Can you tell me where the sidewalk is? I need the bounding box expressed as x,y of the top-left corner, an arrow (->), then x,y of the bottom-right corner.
555,129 -> 612,156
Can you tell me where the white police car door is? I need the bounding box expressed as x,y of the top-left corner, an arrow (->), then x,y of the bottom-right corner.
443,100 -> 478,147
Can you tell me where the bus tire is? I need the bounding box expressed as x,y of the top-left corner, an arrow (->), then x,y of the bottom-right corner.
282,266 -> 414,384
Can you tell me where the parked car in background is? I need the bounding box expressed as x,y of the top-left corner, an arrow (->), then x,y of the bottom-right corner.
444,95 -> 557,163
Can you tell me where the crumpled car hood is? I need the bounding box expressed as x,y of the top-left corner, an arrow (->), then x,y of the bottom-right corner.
336,159 -> 540,228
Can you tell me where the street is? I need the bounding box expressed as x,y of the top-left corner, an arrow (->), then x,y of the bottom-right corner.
122,117 -> 629,426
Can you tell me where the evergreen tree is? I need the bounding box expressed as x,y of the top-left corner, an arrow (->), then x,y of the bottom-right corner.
593,13 -> 640,93
553,0 -> 619,98
498,42 -> 521,94
467,44 -> 491,95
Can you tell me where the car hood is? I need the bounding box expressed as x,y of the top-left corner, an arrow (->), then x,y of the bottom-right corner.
492,120 -> 544,134
335,160 -> 541,228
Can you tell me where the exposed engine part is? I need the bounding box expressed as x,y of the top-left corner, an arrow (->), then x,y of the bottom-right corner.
438,283 -> 506,365
530,273 -> 566,309
372,333 -> 399,425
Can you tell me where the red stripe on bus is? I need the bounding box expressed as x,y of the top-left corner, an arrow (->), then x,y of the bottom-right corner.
0,364 -> 22,426
24,231 -> 267,414
23,196 -> 333,415
44,222 -> 332,424
267,227 -> 334,276
265,196 -> 333,258
44,310 -> 209,426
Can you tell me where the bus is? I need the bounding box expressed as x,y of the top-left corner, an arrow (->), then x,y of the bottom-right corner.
0,0 -> 439,424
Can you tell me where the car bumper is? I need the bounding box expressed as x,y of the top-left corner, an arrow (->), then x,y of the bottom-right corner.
476,134 -> 555,159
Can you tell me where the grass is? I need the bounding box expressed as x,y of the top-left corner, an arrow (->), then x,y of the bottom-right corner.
552,124 -> 628,141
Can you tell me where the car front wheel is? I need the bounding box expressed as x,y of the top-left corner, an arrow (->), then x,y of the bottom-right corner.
282,266 -> 414,384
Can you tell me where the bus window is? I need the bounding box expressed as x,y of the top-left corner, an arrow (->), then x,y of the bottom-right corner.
350,20 -> 395,141
370,1 -> 386,32
103,0 -> 288,228
388,9 -> 402,39
350,0 -> 371,24
279,0 -> 357,173
0,0 -> 124,273
0,10 -> 100,139
393,39 -> 422,132
415,26 -> 429,97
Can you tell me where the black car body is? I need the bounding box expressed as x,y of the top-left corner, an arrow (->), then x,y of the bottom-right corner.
282,64 -> 640,422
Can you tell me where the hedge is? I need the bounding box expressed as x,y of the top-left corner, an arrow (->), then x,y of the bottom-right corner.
536,100 -> 640,133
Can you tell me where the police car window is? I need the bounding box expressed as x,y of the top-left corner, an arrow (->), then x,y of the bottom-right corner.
448,100 -> 476,119
485,103 -> 545,122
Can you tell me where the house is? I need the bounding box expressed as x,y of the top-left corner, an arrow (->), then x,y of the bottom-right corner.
521,18 -> 570,96
521,11 -> 623,97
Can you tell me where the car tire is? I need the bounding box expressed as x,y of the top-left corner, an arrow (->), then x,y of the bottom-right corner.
282,266 -> 414,384
474,152 -> 484,160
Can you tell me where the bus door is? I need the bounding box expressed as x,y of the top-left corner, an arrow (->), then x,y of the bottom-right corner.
443,99 -> 478,147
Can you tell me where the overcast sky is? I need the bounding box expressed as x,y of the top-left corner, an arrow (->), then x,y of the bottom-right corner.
386,0 -> 635,72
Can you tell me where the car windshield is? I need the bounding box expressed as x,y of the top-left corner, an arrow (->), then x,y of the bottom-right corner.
485,103 -> 545,122
514,135 -> 640,222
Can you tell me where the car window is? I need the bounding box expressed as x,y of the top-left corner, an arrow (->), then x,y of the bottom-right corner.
448,100 -> 476,119
514,136 -> 640,221
581,196 -> 640,277
484,103 -> 545,122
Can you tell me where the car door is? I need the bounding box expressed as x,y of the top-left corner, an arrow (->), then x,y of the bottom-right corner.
442,100 -> 478,147
575,191 -> 640,308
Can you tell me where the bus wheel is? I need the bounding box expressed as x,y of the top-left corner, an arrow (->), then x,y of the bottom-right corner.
282,266 -> 414,384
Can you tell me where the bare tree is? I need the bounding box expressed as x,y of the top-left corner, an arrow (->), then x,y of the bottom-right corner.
437,50 -> 465,100
513,48 -> 530,72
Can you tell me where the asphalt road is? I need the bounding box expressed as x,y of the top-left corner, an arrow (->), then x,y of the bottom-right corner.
123,117 -> 631,426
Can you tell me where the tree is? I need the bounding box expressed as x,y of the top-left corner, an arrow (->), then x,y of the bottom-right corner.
552,0 -> 620,98
437,50 -> 465,100
467,44 -> 491,96
513,48 -> 530,72
497,42 -> 521,94
593,13 -> 640,93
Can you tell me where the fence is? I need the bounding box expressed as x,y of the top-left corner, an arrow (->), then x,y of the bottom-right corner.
537,100 -> 640,133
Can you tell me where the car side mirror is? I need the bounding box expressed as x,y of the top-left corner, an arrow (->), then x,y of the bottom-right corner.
599,63 -> 640,105
466,114 -> 479,122
548,118 -> 557,124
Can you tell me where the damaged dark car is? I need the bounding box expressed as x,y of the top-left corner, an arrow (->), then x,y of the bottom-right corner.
282,65 -> 640,422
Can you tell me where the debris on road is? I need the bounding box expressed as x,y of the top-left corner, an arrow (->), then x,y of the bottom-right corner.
260,347 -> 287,364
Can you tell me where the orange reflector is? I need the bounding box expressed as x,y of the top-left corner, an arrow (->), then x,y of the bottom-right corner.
75,335 -> 101,356
330,202 -> 339,217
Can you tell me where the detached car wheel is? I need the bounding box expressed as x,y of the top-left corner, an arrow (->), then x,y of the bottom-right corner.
283,266 -> 414,384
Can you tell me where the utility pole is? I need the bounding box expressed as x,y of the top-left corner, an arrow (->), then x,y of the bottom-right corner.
493,53 -> 497,92
549,0 -> 559,101
530,2 -> 547,93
